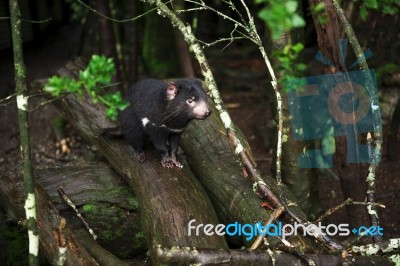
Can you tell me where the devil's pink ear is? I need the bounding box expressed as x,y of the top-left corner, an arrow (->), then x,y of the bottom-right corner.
166,82 -> 178,101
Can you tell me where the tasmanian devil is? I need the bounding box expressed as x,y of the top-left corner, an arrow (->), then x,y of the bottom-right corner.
119,78 -> 211,168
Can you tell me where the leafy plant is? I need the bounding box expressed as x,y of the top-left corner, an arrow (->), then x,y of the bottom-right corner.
272,42 -> 307,91
256,0 -> 305,40
359,0 -> 400,20
45,55 -> 129,120
376,63 -> 400,82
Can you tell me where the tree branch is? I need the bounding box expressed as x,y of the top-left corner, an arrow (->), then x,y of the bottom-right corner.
9,0 -> 39,264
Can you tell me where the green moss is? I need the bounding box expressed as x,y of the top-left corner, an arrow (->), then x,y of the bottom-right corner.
133,231 -> 147,250
100,186 -> 139,210
128,197 -> 139,209
135,231 -> 145,241
14,63 -> 25,78
82,204 -> 96,212
114,228 -> 124,238
99,230 -> 114,241
98,227 -> 123,241
1,224 -> 29,266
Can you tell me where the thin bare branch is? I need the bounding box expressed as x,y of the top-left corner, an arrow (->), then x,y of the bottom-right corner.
58,188 -> 98,240
315,198 -> 386,223
0,93 -> 17,107
250,206 -> 285,250
184,0 -> 247,31
76,0 -> 159,23
0,17 -> 52,23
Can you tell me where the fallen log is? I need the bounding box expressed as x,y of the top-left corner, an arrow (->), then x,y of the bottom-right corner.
50,58 -> 229,264
0,163 -> 145,259
181,109 -> 316,249
36,163 -> 146,258
0,172 -> 101,265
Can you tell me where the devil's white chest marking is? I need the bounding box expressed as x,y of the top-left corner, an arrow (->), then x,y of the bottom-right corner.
141,117 -> 150,127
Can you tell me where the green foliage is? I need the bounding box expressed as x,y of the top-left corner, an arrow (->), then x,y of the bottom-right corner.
376,63 -> 400,82
256,0 -> 305,40
272,43 -> 307,91
45,55 -> 129,121
1,224 -> 29,266
359,0 -> 399,20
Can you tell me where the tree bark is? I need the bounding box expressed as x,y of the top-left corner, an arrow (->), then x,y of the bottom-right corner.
36,164 -> 146,258
35,185 -> 102,266
0,175 -> 102,265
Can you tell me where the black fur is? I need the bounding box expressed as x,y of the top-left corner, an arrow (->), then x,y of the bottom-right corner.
119,78 -> 211,168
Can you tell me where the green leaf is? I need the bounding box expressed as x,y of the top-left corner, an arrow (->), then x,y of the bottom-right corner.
295,63 -> 307,72
285,1 -> 298,13
360,5 -> 368,20
258,0 -> 305,40
105,108 -> 118,121
364,0 -> 378,9
292,42 -> 304,53
45,54 -> 120,121
254,0 -> 266,4
292,14 -> 305,27
257,8 -> 269,21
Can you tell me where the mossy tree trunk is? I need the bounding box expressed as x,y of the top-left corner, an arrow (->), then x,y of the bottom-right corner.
9,0 -> 39,264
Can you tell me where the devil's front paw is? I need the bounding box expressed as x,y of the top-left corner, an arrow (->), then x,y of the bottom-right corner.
171,154 -> 183,168
161,157 -> 175,168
